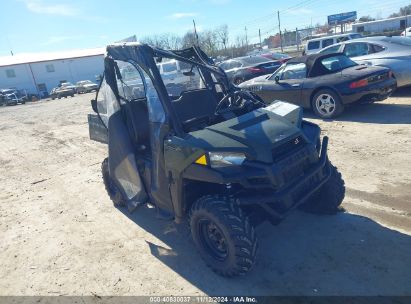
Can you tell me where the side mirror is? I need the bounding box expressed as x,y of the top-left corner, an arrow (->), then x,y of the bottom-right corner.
274,75 -> 280,84
91,99 -> 98,113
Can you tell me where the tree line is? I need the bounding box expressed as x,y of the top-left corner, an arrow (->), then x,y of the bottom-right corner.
140,24 -> 251,58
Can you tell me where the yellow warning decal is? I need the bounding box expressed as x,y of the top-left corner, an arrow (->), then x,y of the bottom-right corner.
195,154 -> 207,165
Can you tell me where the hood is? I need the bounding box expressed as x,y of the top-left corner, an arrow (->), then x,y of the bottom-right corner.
241,74 -> 271,85
185,107 -> 301,163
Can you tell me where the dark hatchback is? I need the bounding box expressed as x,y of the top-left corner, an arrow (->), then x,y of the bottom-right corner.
239,53 -> 397,118
218,56 -> 281,85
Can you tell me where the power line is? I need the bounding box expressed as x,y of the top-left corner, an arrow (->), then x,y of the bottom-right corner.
281,0 -> 321,13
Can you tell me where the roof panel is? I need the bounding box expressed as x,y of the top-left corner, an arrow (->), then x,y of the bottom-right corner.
0,47 -> 105,67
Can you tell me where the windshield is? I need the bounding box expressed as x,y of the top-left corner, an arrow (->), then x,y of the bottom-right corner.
321,55 -> 357,72
320,44 -> 341,54
271,53 -> 290,60
2,89 -> 15,95
270,63 -> 306,80
382,36 -> 411,46
158,58 -> 206,97
242,56 -> 270,65
162,61 -> 178,73
62,82 -> 74,87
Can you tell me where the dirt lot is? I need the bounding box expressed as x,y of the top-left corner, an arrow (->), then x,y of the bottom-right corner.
1,89 -> 410,296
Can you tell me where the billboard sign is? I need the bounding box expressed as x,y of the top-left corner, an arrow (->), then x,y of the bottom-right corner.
328,11 -> 357,25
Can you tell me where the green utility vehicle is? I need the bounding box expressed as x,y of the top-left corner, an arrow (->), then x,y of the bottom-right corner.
88,43 -> 345,277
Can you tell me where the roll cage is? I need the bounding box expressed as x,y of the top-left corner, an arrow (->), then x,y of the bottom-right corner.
102,43 -> 233,137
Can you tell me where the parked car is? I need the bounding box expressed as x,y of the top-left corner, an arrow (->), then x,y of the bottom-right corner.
303,33 -> 363,55
60,82 -> 76,90
50,85 -> 75,100
239,53 -> 396,118
0,89 -> 26,106
261,52 -> 291,62
401,27 -> 411,37
319,36 -> 411,87
76,80 -> 99,93
218,56 -> 281,85
0,90 -> 17,106
156,59 -> 203,95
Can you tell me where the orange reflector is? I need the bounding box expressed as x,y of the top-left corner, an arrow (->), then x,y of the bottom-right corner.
195,155 -> 207,165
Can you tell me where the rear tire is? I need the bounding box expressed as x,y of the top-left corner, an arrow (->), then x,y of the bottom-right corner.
101,158 -> 125,207
299,162 -> 345,214
311,89 -> 344,119
189,195 -> 258,277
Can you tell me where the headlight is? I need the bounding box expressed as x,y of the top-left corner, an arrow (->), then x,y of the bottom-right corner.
209,152 -> 246,168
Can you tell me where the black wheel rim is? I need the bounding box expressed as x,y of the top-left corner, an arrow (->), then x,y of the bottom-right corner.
198,219 -> 228,261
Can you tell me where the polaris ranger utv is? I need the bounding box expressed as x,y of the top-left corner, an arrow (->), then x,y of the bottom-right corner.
88,43 -> 345,277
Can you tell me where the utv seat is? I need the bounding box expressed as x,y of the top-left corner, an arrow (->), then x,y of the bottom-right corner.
122,98 -> 150,151
171,89 -> 217,127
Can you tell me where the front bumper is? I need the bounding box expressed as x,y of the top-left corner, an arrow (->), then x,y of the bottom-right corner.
340,78 -> 397,105
183,137 -> 331,218
237,137 -> 331,219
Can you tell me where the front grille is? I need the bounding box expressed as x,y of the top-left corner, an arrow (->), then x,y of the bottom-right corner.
274,139 -> 315,185
272,136 -> 305,162
282,158 -> 311,184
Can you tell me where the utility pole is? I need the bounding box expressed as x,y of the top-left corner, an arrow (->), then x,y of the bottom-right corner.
296,27 -> 299,51
259,29 -> 262,49
245,26 -> 248,51
193,19 -> 199,46
277,10 -> 283,53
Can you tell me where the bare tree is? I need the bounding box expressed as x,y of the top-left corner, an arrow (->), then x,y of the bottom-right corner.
215,25 -> 229,51
141,33 -> 182,49
182,31 -> 197,48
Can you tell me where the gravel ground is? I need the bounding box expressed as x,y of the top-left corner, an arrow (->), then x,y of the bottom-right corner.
0,89 -> 410,296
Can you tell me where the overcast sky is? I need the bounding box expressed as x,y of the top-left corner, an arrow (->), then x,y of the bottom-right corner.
1,0 -> 409,55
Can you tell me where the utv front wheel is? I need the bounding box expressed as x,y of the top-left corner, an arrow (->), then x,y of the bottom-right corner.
299,162 -> 345,214
101,158 -> 125,207
190,196 -> 258,277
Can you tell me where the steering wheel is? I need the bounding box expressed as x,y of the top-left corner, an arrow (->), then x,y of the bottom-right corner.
215,91 -> 246,115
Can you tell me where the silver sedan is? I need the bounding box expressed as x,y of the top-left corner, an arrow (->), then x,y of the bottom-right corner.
319,36 -> 411,87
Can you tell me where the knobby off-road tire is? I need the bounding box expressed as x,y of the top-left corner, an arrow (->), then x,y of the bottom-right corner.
101,158 -> 125,207
189,195 -> 258,277
299,162 -> 345,214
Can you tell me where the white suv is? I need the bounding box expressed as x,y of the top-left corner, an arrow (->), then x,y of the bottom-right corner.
303,33 -> 362,55
157,60 -> 192,85
401,27 -> 411,37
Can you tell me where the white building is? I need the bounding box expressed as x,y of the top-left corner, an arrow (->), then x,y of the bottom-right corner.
0,48 -> 105,97
352,16 -> 411,34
